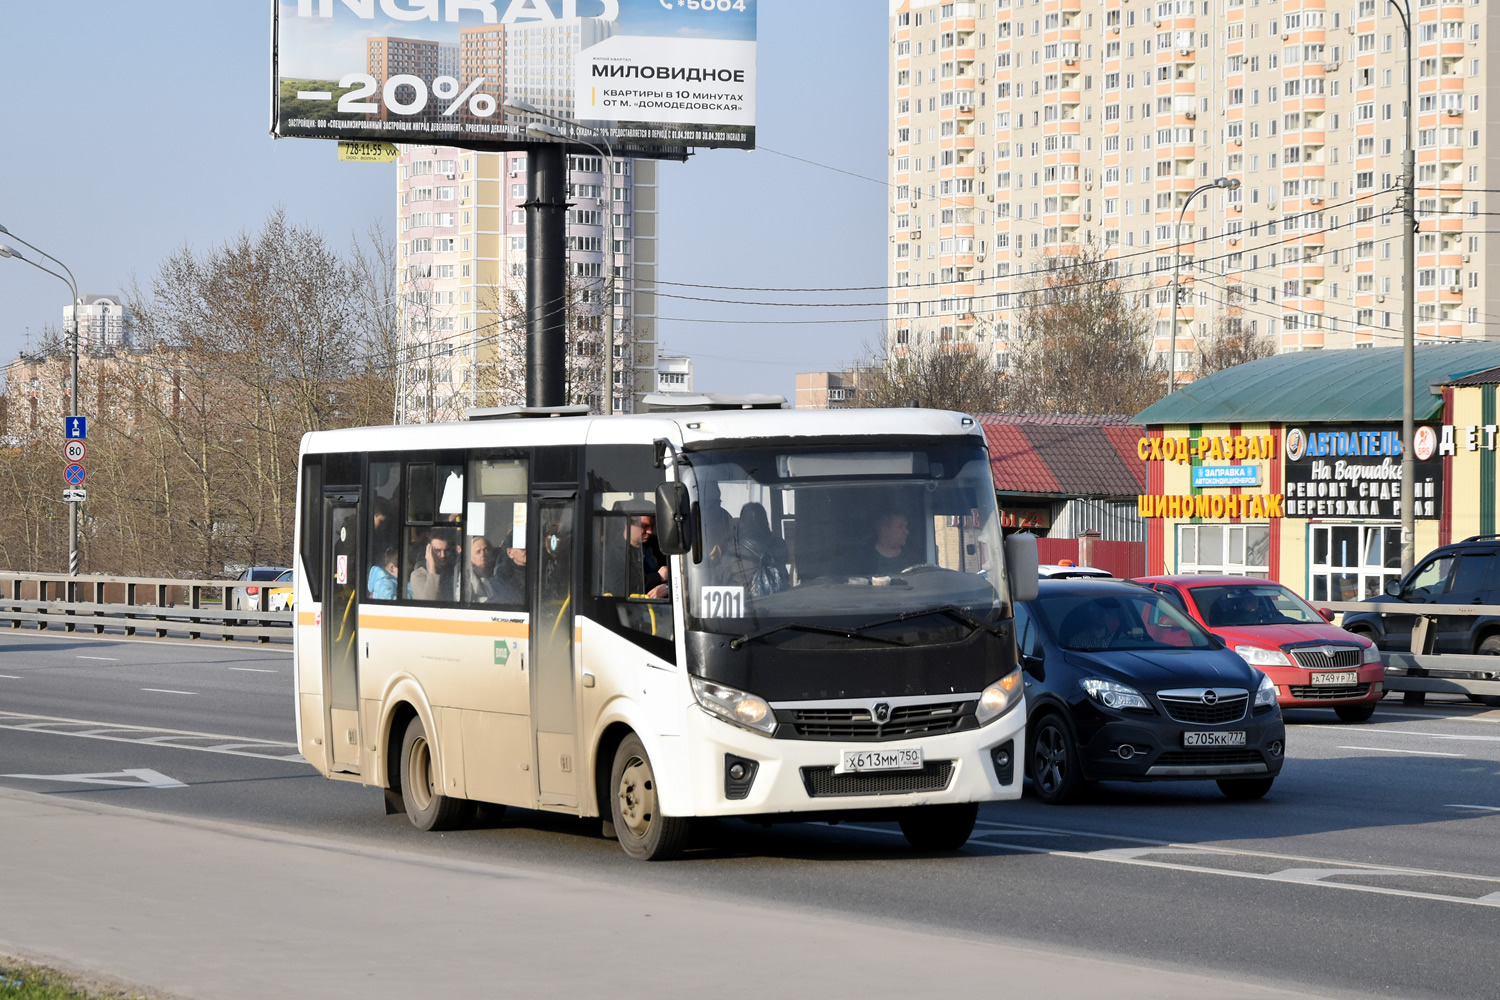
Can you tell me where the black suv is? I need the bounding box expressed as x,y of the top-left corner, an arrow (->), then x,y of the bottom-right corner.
1341,535 -> 1500,668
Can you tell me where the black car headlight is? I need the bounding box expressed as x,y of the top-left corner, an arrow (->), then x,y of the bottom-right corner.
1254,671 -> 1278,709
1081,678 -> 1151,711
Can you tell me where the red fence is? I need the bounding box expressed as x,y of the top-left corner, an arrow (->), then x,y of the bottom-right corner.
1036,538 -> 1145,580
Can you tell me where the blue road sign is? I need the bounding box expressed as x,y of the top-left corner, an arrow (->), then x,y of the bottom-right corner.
64,464 -> 86,486
64,416 -> 87,440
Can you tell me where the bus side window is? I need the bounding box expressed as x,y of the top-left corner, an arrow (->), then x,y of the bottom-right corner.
367,461 -> 401,601
403,460 -> 464,605
466,457 -> 529,609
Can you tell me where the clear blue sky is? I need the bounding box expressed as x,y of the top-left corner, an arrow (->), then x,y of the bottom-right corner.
0,2 -> 888,399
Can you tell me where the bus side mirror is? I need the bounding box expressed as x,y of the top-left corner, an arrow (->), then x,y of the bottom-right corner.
1005,533 -> 1039,603
655,482 -> 694,555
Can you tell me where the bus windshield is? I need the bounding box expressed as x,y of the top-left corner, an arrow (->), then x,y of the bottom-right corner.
682,441 -> 1006,637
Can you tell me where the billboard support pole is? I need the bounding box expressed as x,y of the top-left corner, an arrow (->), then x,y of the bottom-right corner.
526,144 -> 568,408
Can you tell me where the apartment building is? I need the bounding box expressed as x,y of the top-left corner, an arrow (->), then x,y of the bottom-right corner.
889,0 -> 1495,381
63,294 -> 135,351
367,36 -> 459,117
395,145 -> 658,420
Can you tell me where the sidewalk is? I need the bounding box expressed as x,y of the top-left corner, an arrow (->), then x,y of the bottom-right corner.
0,785 -> 1337,1000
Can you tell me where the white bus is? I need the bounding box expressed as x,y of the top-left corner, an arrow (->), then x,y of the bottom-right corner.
293,399 -> 1037,859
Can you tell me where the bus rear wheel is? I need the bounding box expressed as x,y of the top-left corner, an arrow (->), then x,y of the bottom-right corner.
610,734 -> 691,860
399,715 -> 474,832
898,803 -> 979,852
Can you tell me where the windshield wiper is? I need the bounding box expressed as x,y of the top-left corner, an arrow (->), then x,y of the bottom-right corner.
863,604 -> 1008,638
729,621 -> 910,650
729,606 -> 1003,650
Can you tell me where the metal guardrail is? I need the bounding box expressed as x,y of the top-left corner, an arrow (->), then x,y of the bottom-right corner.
1322,599 -> 1500,704
0,572 -> 294,643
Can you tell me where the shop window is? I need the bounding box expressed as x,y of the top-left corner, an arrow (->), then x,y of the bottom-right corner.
1309,524 -> 1401,601
1176,523 -> 1270,577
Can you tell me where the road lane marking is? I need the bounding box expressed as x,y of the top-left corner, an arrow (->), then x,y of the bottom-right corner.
76,656 -> 118,661
1322,727 -> 1500,743
140,688 -> 196,695
227,667 -> 277,673
1449,804 -> 1500,812
1337,745 -> 1466,757
0,675 -> 19,679
0,711 -> 303,764
1,768 -> 185,789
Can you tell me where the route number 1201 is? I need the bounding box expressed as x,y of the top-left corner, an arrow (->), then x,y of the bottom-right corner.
699,586 -> 745,618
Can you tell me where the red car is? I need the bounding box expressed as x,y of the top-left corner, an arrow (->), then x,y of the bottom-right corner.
1135,576 -> 1384,723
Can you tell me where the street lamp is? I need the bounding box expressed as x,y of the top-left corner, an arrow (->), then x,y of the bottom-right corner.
1168,177 -> 1240,393
1389,0 -> 1417,574
0,232 -> 83,577
507,98 -> 622,416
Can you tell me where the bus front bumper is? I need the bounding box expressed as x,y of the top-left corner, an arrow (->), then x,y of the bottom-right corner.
673,702 -> 1026,819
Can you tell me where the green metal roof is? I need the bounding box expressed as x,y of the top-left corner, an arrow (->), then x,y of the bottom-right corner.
1133,344 -> 1500,425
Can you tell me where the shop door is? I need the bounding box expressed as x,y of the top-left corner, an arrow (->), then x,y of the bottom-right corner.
531,495 -> 579,807
323,497 -> 362,773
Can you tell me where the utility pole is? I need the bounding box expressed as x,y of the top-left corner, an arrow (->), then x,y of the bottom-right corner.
1393,0 -> 1417,573
525,144 -> 568,408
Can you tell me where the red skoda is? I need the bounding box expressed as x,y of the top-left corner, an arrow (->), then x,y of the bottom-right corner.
1135,576 -> 1384,723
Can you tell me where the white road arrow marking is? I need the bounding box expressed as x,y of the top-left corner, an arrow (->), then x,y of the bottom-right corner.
1,768 -> 185,788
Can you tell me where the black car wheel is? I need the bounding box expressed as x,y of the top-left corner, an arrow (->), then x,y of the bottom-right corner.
1028,714 -> 1083,804
1468,637 -> 1500,707
1217,776 -> 1275,800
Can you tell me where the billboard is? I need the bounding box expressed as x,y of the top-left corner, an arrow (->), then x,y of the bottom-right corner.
271,0 -> 757,155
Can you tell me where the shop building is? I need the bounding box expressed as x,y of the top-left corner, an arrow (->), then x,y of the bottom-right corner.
978,414 -> 1147,577
1132,344 -> 1500,600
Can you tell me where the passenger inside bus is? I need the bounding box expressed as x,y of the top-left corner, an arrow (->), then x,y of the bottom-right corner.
490,528 -> 526,606
715,501 -> 789,597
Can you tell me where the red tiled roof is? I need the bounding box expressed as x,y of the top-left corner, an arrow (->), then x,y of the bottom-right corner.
977,415 -> 1146,498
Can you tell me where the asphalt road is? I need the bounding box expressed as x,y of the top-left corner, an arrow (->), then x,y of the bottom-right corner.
2,629 -> 1499,999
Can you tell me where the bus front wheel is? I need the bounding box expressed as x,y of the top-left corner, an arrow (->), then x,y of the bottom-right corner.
399,715 -> 475,832
898,803 -> 978,851
610,734 -> 691,860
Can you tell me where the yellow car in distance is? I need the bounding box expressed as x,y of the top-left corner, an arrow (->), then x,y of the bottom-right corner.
267,569 -> 295,612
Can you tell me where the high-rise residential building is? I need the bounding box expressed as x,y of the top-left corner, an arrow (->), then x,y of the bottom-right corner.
656,350 -> 695,393
63,294 -> 135,351
394,145 -> 658,421
889,0 -> 1495,383
367,37 -> 459,117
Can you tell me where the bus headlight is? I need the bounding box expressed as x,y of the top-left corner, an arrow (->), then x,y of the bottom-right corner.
976,669 -> 1023,726
690,676 -> 777,735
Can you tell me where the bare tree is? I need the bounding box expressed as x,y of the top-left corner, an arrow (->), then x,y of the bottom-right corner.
473,274 -> 624,412
1007,243 -> 1163,415
1196,310 -> 1275,377
851,338 -> 1004,413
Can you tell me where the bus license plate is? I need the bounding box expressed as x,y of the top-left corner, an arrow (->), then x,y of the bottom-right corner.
1311,671 -> 1357,685
837,747 -> 924,773
1183,731 -> 1246,747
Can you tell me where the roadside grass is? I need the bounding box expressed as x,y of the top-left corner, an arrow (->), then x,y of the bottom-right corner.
0,961 -> 152,1000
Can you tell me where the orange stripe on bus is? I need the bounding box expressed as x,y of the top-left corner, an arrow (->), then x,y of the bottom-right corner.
358,615 -> 531,639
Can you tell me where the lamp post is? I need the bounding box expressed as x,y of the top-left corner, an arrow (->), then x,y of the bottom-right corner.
1389,0 -> 1417,573
0,232 -> 82,576
506,98 -> 621,416
1168,177 -> 1239,393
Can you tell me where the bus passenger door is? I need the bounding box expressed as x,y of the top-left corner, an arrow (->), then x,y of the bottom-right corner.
323,497 -> 362,774
531,495 -> 579,807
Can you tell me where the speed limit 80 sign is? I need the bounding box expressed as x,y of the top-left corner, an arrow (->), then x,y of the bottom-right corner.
63,440 -> 85,463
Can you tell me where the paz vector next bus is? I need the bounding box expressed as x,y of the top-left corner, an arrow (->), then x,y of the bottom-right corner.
292,397 -> 1038,859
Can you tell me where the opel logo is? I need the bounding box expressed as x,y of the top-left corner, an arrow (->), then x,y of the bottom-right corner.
872,702 -> 891,724
1202,690 -> 1219,706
